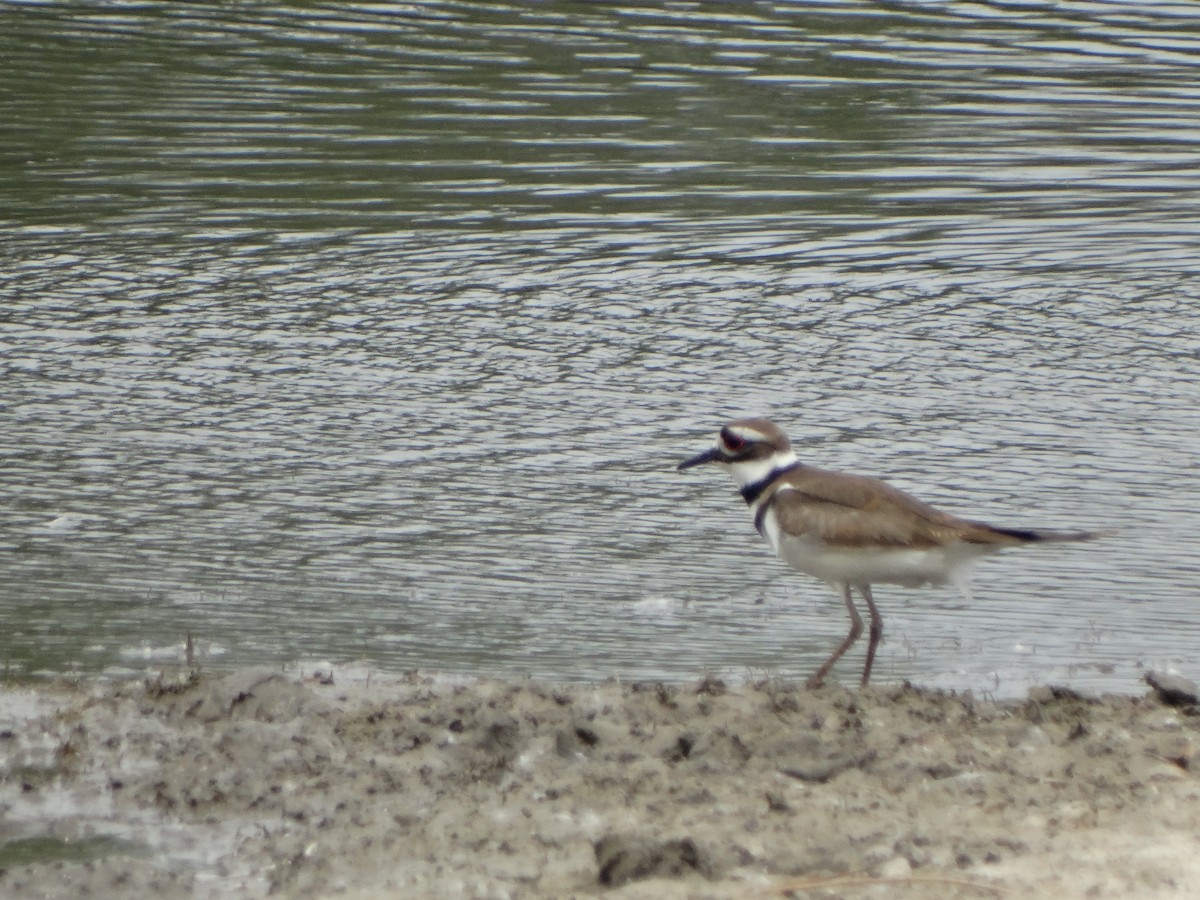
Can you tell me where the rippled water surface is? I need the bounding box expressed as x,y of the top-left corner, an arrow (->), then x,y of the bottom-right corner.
3,1 -> 1199,695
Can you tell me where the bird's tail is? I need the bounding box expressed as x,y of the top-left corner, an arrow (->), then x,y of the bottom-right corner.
982,525 -> 1111,545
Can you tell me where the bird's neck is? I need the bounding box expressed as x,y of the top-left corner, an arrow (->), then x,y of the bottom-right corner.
733,452 -> 800,504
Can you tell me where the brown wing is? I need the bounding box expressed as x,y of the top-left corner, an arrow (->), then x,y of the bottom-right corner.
766,467 -> 1022,549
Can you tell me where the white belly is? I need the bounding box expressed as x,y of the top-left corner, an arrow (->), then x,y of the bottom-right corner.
764,522 -> 997,589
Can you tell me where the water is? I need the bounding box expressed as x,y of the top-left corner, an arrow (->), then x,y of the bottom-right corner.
2,0 -> 1199,696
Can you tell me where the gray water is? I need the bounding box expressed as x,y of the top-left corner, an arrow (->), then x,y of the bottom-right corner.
3,0 -> 1199,696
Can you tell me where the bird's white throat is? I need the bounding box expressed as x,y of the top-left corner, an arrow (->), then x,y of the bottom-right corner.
725,450 -> 798,491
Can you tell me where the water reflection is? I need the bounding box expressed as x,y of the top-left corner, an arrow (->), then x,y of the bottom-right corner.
1,1 -> 1198,695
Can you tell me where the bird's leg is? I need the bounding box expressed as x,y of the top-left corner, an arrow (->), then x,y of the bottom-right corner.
807,583 -> 862,688
859,585 -> 883,686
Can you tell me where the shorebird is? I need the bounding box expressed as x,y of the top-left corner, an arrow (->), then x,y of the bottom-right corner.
678,418 -> 1101,687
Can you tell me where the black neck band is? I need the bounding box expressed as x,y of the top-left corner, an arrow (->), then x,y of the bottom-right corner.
739,461 -> 802,505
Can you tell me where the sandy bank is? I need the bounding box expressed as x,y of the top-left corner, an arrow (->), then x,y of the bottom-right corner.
0,668 -> 1197,898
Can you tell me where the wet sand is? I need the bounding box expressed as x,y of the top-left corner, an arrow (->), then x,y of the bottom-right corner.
0,668 -> 1197,898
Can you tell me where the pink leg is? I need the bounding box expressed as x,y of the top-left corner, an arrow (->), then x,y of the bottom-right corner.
807,583 -> 862,688
859,585 -> 883,686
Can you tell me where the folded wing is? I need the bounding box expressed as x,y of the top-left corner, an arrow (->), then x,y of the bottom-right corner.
767,467 -> 1036,550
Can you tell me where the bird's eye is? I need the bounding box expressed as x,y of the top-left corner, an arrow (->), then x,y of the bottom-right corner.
722,431 -> 747,452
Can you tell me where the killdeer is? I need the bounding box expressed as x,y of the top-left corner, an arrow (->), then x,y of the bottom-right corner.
678,418 -> 1101,687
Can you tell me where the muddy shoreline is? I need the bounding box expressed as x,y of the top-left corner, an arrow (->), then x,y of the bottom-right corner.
1,668 -> 1197,898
